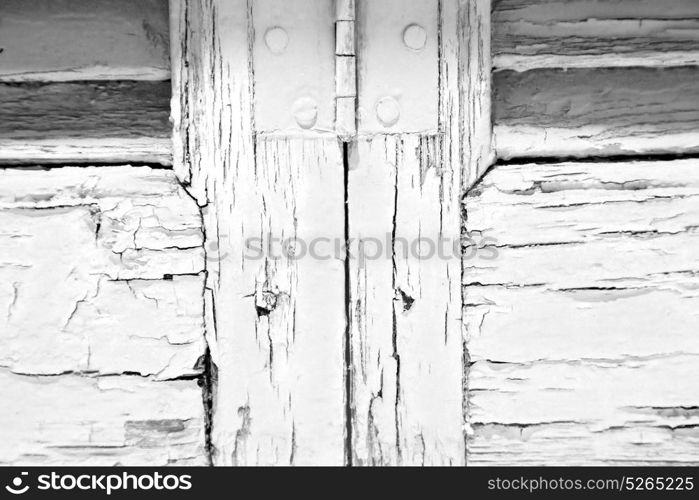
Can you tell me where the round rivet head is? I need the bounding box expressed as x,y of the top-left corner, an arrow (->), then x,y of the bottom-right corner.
376,96 -> 400,128
403,24 -> 427,51
293,97 -> 318,129
265,27 -> 288,54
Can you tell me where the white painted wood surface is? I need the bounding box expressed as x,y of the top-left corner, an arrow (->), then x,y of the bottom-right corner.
0,139 -> 172,166
460,0 -> 495,189
348,135 -> 464,465
0,81 -> 172,165
464,159 -> 699,465
0,374 -> 205,465
0,0 -> 170,81
494,67 -> 699,159
493,0 -> 699,71
345,0 -> 492,465
0,166 -> 206,465
171,0 -> 346,465
2,0 -> 695,468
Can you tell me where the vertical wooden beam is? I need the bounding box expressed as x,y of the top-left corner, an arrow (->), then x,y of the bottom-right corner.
348,134 -> 465,465
461,0 -> 494,189
171,0 -> 492,466
346,0 -> 484,465
171,0 -> 345,465
457,0 -> 494,462
168,0 -> 190,189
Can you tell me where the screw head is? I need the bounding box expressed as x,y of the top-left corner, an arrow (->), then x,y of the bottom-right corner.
403,24 -> 427,51
293,97 -> 318,129
264,27 -> 288,54
376,96 -> 400,128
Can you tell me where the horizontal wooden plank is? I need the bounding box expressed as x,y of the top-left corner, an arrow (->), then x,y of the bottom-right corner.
494,0 -> 699,22
466,159 -> 699,246
0,82 -> 172,164
0,272 -> 206,380
464,160 -> 699,465
493,0 -> 699,70
0,373 -> 205,465
470,423 -> 699,466
493,67 -> 699,159
466,233 -> 699,289
465,160 -> 699,289
0,165 -> 188,206
0,167 -> 205,379
0,139 -> 172,166
470,356 -> 699,428
465,286 -> 699,365
0,82 -> 171,139
0,0 -> 170,81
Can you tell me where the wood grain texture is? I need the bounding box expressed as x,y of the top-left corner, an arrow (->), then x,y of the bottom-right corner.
0,373 -> 205,465
222,136 -> 345,466
345,0 -> 493,465
0,0 -> 170,81
171,0 -> 346,465
0,166 -> 207,465
493,0 -> 699,70
348,135 -> 464,465
463,159 -> 699,465
0,82 -> 172,165
0,140 -> 172,166
0,82 -> 171,140
0,166 -> 205,379
460,0 -> 495,190
494,67 -> 699,159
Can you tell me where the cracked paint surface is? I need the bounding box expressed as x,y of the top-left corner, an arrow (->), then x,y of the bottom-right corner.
463,160 -> 699,465
0,166 -> 208,465
5,0 -> 698,468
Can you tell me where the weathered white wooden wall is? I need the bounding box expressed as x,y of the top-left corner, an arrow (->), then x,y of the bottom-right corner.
171,0 -> 346,465
493,0 -> 699,70
0,0 -> 172,165
0,82 -> 171,165
171,0 -> 494,466
0,0 -> 208,466
2,0 -> 699,467
346,0 -> 491,465
0,0 -> 169,81
0,167 -> 207,465
463,0 -> 699,465
465,160 -> 699,465
492,0 -> 699,159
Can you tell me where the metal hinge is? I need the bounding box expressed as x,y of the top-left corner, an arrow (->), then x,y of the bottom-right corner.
335,0 -> 357,139
252,0 -> 439,138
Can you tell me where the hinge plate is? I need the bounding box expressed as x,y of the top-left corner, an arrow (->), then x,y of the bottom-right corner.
252,0 -> 439,136
253,0 -> 336,133
356,0 -> 439,134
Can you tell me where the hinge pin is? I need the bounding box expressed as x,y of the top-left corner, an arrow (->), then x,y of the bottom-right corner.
335,0 -> 356,140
